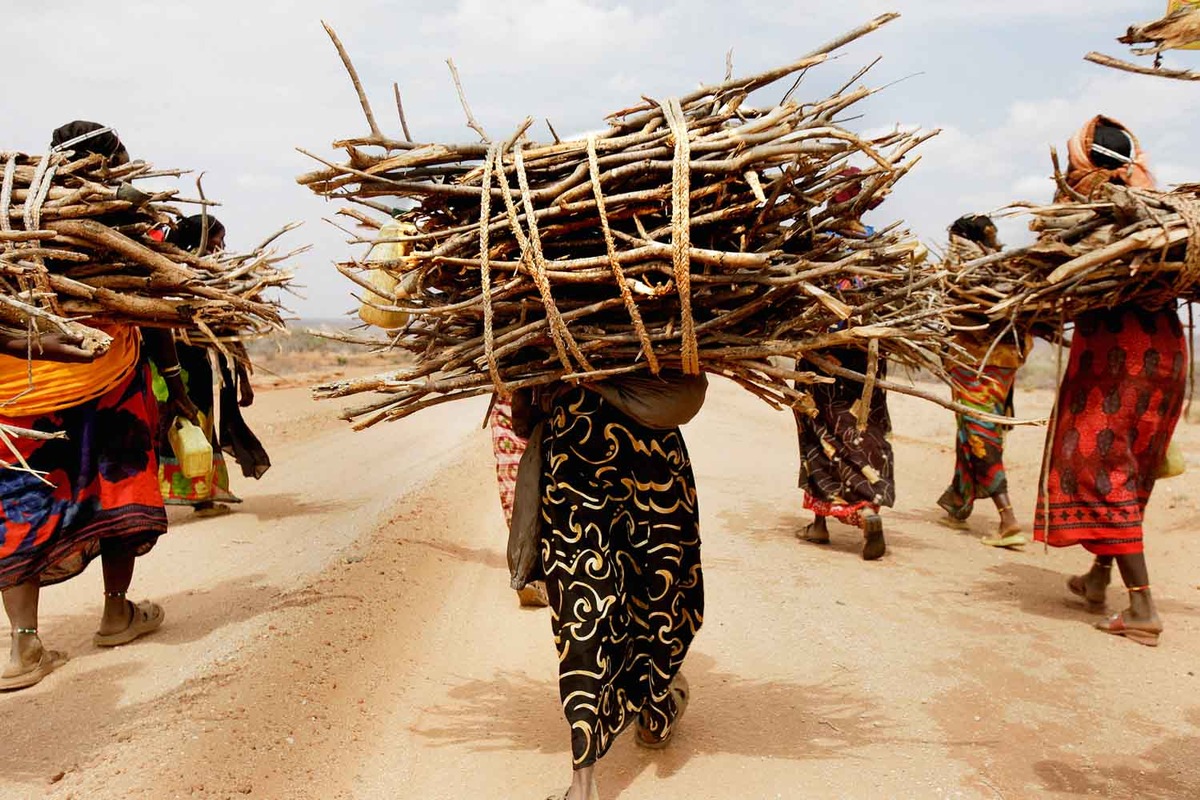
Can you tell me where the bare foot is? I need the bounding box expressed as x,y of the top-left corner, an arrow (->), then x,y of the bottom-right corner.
862,514 -> 886,561
798,516 -> 830,544
561,766 -> 598,800
1067,564 -> 1111,611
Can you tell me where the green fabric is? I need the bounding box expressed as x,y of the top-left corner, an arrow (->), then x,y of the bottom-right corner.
148,359 -> 192,403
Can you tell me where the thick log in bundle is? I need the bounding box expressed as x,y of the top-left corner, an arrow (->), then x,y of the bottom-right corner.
0,149 -> 300,358
299,14 -> 961,427
946,181 -> 1200,334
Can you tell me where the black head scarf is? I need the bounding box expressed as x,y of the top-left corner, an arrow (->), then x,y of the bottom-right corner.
50,120 -> 130,165
949,214 -> 998,248
1090,123 -> 1135,170
168,214 -> 226,254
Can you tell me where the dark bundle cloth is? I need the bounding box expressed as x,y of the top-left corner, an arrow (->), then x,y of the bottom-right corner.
217,355 -> 271,479
169,215 -> 226,253
507,372 -> 708,589
50,120 -> 130,165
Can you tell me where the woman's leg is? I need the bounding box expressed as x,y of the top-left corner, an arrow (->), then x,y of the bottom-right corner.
991,492 -> 1017,531
565,765 -> 597,800
2,581 -> 41,672
1068,555 -> 1112,609
861,512 -> 886,561
1114,553 -> 1158,627
938,412 -> 975,521
800,513 -> 830,543
96,538 -> 136,635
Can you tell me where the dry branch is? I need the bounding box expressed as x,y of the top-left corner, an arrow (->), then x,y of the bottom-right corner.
300,15 -> 959,427
946,183 -> 1200,332
1084,51 -> 1200,81
0,149 -> 301,357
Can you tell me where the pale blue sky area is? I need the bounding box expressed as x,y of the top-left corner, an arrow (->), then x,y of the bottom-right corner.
4,1 -> 1198,318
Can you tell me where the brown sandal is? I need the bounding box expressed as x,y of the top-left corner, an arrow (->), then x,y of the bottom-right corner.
93,600 -> 164,647
1095,611 -> 1161,647
0,642 -> 68,692
636,673 -> 689,749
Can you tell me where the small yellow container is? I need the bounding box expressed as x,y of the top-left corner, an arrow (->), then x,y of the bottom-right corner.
167,416 -> 213,479
359,221 -> 418,330
1156,439 -> 1187,480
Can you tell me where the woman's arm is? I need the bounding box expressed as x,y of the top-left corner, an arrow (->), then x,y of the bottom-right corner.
228,341 -> 255,407
141,328 -> 201,423
0,331 -> 99,363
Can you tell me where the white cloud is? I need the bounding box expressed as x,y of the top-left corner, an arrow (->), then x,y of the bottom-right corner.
418,0 -> 666,68
2,1 -> 1198,317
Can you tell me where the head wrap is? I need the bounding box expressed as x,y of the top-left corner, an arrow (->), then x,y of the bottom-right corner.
1064,115 -> 1155,199
50,120 -> 130,165
829,166 -> 885,210
947,214 -> 1000,264
949,214 -> 998,247
168,215 -> 226,254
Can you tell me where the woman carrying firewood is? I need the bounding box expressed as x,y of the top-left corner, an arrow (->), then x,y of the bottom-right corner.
1035,116 -> 1185,646
937,215 -> 1031,547
0,122 -> 199,690
151,215 -> 270,516
506,374 -> 706,800
795,168 -> 894,561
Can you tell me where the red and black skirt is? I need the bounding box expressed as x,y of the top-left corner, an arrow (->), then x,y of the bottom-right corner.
1035,305 -> 1186,555
795,348 -> 895,526
0,364 -> 167,588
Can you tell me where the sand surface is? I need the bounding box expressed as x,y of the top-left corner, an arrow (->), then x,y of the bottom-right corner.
1,377 -> 1198,800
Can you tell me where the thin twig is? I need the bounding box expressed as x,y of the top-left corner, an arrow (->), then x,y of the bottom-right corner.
446,58 -> 489,142
1085,51 -> 1200,81
393,83 -> 413,141
322,20 -> 383,138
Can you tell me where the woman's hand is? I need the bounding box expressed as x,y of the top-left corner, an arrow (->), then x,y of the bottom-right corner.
236,363 -> 255,407
1,332 -> 100,363
35,333 -> 101,363
164,381 -> 202,425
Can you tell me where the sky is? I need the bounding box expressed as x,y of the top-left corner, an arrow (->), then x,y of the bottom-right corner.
5,1 -> 1200,320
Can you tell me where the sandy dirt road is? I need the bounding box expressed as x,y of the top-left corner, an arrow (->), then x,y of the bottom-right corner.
1,377 -> 1198,800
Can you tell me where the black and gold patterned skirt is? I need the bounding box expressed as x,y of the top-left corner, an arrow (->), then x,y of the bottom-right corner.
539,386 -> 704,768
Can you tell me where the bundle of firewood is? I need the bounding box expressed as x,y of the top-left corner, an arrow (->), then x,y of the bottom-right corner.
299,14 -> 962,427
0,149 -> 300,358
946,182 -> 1200,334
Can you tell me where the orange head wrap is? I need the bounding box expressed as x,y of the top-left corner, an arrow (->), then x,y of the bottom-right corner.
1063,115 -> 1155,200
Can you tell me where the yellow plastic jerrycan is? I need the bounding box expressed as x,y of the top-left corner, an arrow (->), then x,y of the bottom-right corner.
1156,439 -> 1187,480
168,415 -> 213,479
359,221 -> 419,329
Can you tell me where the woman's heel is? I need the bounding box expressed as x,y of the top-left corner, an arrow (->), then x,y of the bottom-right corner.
862,514 -> 886,561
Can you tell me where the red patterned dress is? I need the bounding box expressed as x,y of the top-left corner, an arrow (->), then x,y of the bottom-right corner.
1034,304 -> 1186,555
488,398 -> 526,525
